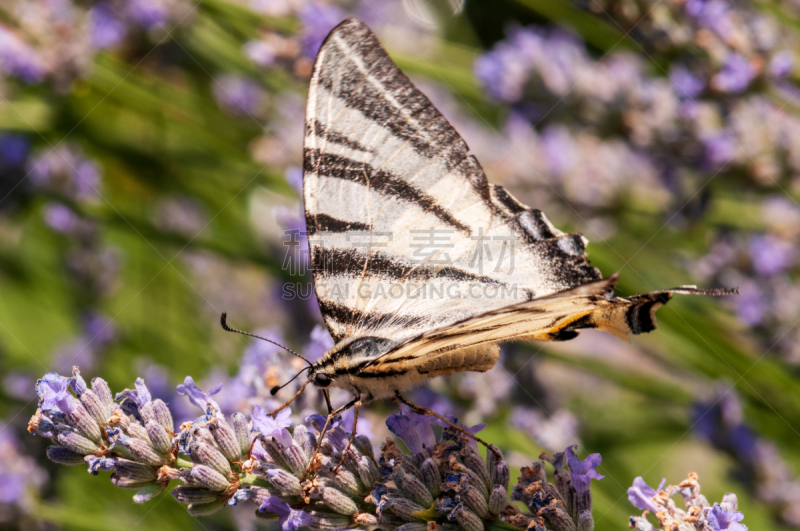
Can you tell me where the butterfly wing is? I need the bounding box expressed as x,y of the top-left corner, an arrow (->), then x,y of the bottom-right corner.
359,277 -> 734,377
304,18 -> 601,346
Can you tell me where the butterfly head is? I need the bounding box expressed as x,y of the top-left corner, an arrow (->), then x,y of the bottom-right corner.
309,368 -> 333,389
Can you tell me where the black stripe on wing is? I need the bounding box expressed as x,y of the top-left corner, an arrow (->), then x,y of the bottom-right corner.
304,149 -> 470,234
317,19 -> 466,169
312,246 -> 505,285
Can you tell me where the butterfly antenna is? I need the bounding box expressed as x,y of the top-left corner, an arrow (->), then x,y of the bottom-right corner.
269,378 -> 311,416
270,366 -> 311,396
220,312 -> 312,367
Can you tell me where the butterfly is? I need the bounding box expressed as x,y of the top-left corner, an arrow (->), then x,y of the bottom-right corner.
224,17 -> 735,461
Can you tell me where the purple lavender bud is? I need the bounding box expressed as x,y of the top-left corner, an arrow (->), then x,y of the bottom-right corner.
489,484 -> 508,515
463,485 -> 489,518
209,418 -> 240,463
452,504 -> 483,531
145,421 -> 173,455
227,487 -> 253,506
493,461 -> 510,489
133,483 -> 165,503
70,367 -> 88,396
110,474 -> 153,489
248,486 -> 281,506
91,377 -> 113,407
397,525 -> 427,531
353,434 -> 374,459
565,445 -> 604,495
139,401 -> 156,424
267,468 -> 301,495
283,443 -> 308,477
259,435 -> 290,470
119,434 -> 168,466
194,442 -> 231,476
231,412 -> 250,458
113,458 -> 158,482
395,467 -> 433,507
126,422 -> 150,442
357,455 -> 379,489
462,450 -> 491,492
187,499 -> 227,516
577,510 -> 593,531
56,429 -> 98,455
86,455 -> 117,475
172,486 -> 221,504
46,445 -> 87,465
308,512 -> 349,530
384,497 -> 426,521
421,458 -> 441,497
187,464 -> 230,492
151,399 -> 174,433
322,487 -> 358,515
78,389 -> 107,427
66,403 -> 102,443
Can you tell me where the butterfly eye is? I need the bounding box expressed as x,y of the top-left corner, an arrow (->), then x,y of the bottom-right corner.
313,373 -> 332,388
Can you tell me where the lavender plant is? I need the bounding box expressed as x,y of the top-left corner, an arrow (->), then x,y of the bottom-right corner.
28,367 -> 749,531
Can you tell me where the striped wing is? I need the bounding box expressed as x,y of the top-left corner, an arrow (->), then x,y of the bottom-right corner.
304,18 -> 601,346
359,278 -> 733,375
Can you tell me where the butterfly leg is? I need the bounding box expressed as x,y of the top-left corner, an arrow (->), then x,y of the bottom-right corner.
332,398 -> 362,473
394,391 -> 502,459
323,389 -> 334,414
302,396 -> 359,480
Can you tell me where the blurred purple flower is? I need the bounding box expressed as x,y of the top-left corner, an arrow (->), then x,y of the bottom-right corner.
82,312 -> 116,345
259,496 -> 312,531
704,133 -> 737,168
707,503 -> 747,530
176,376 -> 222,411
304,324 -> 333,362
714,54 -> 755,94
285,166 -> 303,195
90,3 -> 127,49
0,27 -> 46,83
670,65 -> 705,99
0,134 -> 30,169
540,125 -> 574,176
252,405 -> 293,448
43,203 -> 79,233
769,51 -> 794,78
213,75 -> 265,118
300,4 -> 347,59
128,0 -> 170,30
735,283 -> 767,325
627,476 -> 665,512
3,372 -> 34,400
386,404 -> 437,455
244,40 -> 277,68
749,235 -> 796,276
565,444 -> 604,494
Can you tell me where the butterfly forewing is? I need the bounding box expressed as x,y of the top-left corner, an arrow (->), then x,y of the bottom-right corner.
304,18 -> 602,350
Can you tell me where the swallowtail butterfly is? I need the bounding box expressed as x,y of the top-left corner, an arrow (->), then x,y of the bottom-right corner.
225,18 -> 735,454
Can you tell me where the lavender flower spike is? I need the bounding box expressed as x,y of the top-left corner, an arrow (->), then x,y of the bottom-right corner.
259,496 -> 312,531
565,445 -> 604,494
